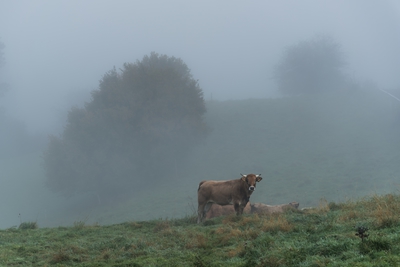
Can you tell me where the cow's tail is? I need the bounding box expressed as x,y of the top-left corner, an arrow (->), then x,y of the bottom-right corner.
198,180 -> 206,191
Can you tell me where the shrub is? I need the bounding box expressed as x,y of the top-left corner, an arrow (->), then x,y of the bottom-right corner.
273,34 -> 348,95
44,52 -> 207,198
359,238 -> 392,254
18,221 -> 38,230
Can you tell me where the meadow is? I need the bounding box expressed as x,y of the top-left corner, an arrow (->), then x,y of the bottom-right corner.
2,194 -> 400,266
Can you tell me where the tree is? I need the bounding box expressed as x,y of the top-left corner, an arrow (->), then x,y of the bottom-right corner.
273,35 -> 348,95
43,52 -> 207,198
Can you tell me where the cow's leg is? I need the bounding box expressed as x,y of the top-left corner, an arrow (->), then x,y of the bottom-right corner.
198,202 -> 213,223
234,203 -> 241,215
238,203 -> 246,215
202,203 -> 213,221
234,201 -> 248,215
197,203 -> 206,223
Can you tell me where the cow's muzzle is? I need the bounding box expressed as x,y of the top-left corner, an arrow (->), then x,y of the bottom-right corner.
249,186 -> 255,191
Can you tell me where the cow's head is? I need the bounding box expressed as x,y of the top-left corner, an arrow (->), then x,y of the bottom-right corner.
240,173 -> 262,191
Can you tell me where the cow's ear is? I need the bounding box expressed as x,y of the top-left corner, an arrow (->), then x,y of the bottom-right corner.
241,174 -> 247,181
256,175 -> 262,182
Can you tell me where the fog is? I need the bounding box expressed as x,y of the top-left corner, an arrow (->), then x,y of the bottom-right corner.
1,1 -> 400,228
1,0 -> 400,133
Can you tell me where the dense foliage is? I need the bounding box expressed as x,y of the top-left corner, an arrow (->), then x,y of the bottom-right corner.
273,35 -> 348,95
44,52 -> 207,197
2,194 -> 400,266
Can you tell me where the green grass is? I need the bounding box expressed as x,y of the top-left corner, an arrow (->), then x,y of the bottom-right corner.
2,194 -> 400,266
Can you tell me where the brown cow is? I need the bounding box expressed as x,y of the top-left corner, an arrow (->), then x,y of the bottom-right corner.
205,202 -> 251,220
197,173 -> 262,223
250,202 -> 299,214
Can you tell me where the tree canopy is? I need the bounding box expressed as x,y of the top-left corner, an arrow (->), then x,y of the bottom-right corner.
44,52 -> 207,198
273,35 -> 348,95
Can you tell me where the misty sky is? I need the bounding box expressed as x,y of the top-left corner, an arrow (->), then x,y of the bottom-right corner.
1,0 -> 400,133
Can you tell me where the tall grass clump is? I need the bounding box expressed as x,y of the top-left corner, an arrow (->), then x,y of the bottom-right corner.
18,221 -> 38,230
259,214 -> 294,233
369,194 -> 400,228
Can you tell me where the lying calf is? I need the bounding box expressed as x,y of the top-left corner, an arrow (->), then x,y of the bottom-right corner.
205,202 -> 251,220
250,202 -> 299,214
205,201 -> 299,219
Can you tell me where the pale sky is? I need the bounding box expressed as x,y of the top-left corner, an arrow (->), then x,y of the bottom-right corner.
1,0 -> 400,133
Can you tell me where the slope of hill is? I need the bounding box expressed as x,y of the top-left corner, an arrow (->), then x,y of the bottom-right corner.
2,194 -> 400,266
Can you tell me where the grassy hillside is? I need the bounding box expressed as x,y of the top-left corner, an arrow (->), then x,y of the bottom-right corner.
2,194 -> 400,266
3,88 -> 400,227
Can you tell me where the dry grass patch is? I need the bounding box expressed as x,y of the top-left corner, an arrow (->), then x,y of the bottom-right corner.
227,243 -> 246,257
338,210 -> 360,222
153,220 -> 171,233
315,198 -> 330,213
243,228 -> 261,240
185,233 -> 209,249
18,221 -> 38,229
238,214 -> 261,226
369,194 -> 400,228
258,256 -> 284,267
259,214 -> 293,232
214,226 -> 243,245
50,249 -> 71,264
221,214 -> 242,224
47,244 -> 88,264
194,233 -> 208,249
126,222 -> 143,229
336,194 -> 400,227
100,248 -> 112,260
221,213 -> 293,233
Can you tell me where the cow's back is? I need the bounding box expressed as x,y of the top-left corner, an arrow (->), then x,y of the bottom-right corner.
198,180 -> 237,204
